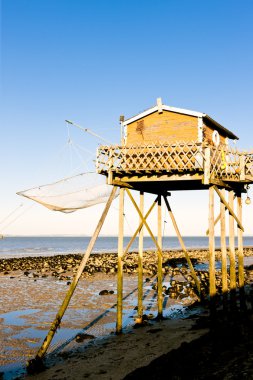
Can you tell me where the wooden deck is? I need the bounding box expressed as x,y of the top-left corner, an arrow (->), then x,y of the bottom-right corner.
96,141 -> 253,192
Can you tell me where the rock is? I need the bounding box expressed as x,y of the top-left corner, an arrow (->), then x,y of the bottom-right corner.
75,333 -> 95,343
99,290 -> 109,295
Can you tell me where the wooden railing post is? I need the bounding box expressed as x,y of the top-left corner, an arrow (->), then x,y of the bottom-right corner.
239,156 -> 246,181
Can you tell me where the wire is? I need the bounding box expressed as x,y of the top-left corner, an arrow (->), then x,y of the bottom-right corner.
0,203 -> 23,227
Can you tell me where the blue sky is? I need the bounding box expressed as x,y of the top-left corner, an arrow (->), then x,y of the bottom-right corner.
1,0 -> 253,236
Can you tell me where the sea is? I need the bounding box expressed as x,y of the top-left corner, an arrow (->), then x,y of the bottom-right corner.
1,235 -> 253,258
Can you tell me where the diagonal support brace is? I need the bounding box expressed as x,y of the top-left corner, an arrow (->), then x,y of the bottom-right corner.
163,196 -> 201,297
125,189 -> 163,259
213,186 -> 244,231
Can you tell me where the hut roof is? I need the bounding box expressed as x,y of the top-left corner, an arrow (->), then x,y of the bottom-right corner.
122,103 -> 239,140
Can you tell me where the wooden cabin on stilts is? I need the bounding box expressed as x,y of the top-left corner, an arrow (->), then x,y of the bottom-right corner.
28,98 -> 253,370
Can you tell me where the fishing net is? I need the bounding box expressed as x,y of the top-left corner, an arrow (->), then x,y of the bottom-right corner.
17,172 -> 118,213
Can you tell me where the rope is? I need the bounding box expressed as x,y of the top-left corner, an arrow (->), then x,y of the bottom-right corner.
0,203 -> 23,227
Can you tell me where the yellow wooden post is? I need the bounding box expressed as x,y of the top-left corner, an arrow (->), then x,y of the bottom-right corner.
209,186 -> 216,298
229,190 -> 236,290
220,189 -> 228,294
138,191 -> 144,318
116,188 -> 125,334
157,195 -> 163,319
237,192 -> 244,288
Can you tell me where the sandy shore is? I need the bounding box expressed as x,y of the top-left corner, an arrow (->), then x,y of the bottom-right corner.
1,249 -> 253,379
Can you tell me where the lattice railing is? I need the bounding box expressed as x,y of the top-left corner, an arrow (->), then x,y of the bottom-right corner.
96,142 -> 253,182
97,142 -> 205,173
210,146 -> 253,181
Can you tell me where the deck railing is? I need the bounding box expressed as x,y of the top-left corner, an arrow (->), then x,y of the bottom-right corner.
96,141 -> 253,183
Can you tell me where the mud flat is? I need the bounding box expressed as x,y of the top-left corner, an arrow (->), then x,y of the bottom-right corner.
1,249 -> 253,379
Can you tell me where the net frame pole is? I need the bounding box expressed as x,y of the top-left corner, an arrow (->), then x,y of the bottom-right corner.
30,186 -> 117,364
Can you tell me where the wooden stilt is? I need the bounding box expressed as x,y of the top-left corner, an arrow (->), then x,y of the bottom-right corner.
206,213 -> 221,236
117,188 -> 125,334
209,186 -> 216,298
126,189 -> 163,259
157,195 -> 163,319
122,197 -> 158,259
138,191 -> 144,318
163,196 -> 201,296
237,192 -> 244,288
32,187 -> 117,363
214,186 -> 244,232
229,190 -> 236,290
220,189 -> 228,294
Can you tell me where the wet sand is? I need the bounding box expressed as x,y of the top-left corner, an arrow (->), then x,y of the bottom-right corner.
1,249 -> 253,379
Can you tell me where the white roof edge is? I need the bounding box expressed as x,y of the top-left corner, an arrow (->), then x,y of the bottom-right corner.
122,104 -> 204,126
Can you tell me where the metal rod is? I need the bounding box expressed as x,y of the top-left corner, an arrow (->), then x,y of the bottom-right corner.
65,119 -> 112,144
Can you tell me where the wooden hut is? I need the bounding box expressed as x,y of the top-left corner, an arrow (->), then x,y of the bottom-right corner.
122,98 -> 238,147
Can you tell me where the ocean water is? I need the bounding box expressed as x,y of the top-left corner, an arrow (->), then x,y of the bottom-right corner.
1,235 -> 253,258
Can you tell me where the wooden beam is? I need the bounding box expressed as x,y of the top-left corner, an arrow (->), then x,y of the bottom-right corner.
237,193 -> 244,288
117,173 -> 203,183
229,190 -> 236,290
203,147 -> 211,185
117,188 -> 125,334
206,213 -> 221,236
157,195 -> 163,318
209,186 -> 216,297
122,197 -> 158,259
33,187 -> 117,362
111,180 -> 133,189
213,186 -> 244,232
163,196 -> 201,296
138,191 -> 144,318
125,189 -> 163,259
220,189 -> 228,294
209,178 -> 233,190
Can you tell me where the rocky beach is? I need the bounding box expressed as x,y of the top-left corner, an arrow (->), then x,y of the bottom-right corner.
1,249 -> 253,379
